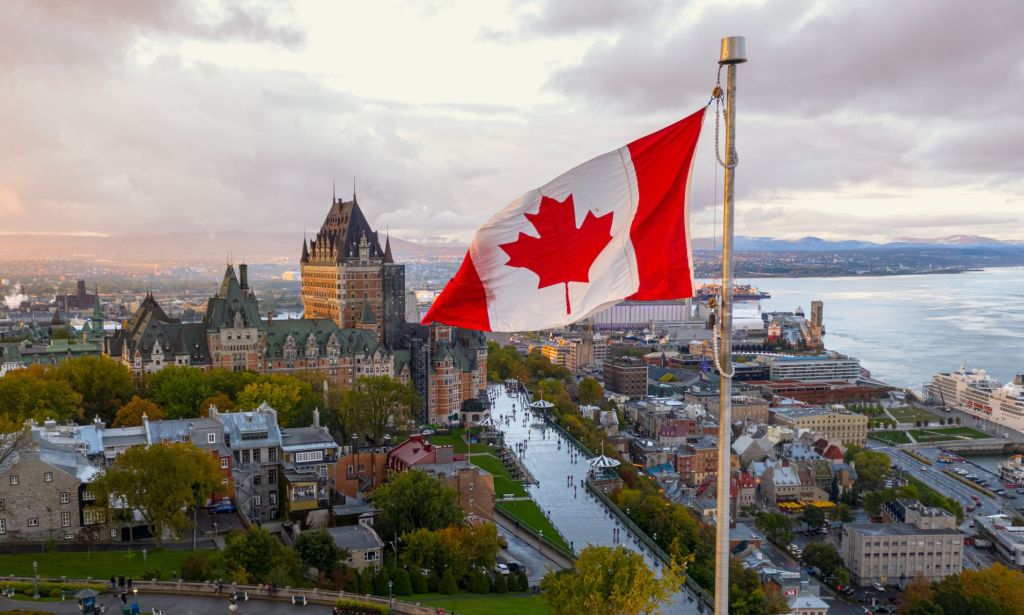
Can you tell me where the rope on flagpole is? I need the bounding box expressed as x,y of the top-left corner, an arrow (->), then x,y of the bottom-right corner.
713,67 -> 738,170
710,71 -> 735,380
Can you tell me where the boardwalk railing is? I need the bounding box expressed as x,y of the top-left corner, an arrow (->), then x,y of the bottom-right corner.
0,576 -> 436,614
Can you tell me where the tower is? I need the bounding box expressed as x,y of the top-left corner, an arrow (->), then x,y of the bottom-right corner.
809,300 -> 824,349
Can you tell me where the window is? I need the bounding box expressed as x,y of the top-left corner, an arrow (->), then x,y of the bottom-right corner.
220,457 -> 229,469
269,491 -> 277,505
28,518 -> 39,527
81,490 -> 95,502
60,492 -> 70,504
0,500 -> 4,512
268,469 -> 277,484
347,465 -> 354,478
254,495 -> 261,506
9,476 -> 18,486
253,475 -> 262,486
365,550 -> 379,561
44,472 -> 53,482
296,451 -> 324,463
253,449 -> 261,463
0,519 -> 5,534
268,449 -> 277,463
221,478 -> 229,486
207,433 -> 217,444
242,450 -> 250,464
84,510 -> 105,525
61,511 -> 71,528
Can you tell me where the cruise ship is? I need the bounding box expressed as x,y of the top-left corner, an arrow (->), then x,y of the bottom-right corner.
695,283 -> 770,302
929,368 -> 1024,432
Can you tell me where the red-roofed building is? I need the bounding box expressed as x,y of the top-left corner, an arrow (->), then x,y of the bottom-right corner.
658,419 -> 698,447
730,471 -> 758,510
386,435 -> 455,471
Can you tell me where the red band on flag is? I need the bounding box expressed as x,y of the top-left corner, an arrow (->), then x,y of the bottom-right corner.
421,251 -> 491,331
626,108 -> 705,301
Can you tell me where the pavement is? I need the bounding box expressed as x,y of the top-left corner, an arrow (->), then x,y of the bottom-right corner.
0,592 -> 335,614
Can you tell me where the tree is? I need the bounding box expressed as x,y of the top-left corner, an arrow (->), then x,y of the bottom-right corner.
0,365 -> 82,423
198,392 -> 235,415
754,511 -> 794,545
853,449 -> 891,490
235,374 -> 320,427
801,505 -> 826,529
372,469 -> 463,539
439,570 -> 458,595
540,546 -> 684,615
144,366 -> 214,419
112,396 -> 165,427
863,488 -> 899,517
295,528 -> 341,574
54,355 -> 134,422
800,543 -> 844,577
578,377 -> 605,406
92,441 -> 221,547
843,443 -> 864,463
829,503 -> 854,523
340,376 -> 418,442
224,527 -> 303,585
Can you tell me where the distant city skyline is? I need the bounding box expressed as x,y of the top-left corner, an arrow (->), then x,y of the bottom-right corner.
1,0 -> 1022,244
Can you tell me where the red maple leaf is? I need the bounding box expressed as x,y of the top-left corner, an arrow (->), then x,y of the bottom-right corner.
499,193 -> 614,315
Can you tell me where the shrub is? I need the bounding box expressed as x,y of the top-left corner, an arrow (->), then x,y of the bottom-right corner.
468,571 -> 490,594
392,568 -> 412,596
410,570 -> 427,594
514,572 -> 529,592
439,570 -> 458,595
370,568 -> 390,596
357,569 -> 373,595
427,573 -> 440,593
334,598 -> 389,615
181,553 -> 213,581
492,573 -> 508,593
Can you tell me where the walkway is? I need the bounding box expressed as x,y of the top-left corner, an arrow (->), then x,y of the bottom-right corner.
488,385 -> 703,614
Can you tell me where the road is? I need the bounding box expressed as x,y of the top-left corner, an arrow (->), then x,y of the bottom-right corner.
0,592 -> 330,614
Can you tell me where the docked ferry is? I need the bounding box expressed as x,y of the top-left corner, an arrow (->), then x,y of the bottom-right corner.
929,368 -> 1024,432
696,283 -> 771,302
999,455 -> 1024,484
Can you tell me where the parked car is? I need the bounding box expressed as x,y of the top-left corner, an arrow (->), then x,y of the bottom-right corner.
494,563 -> 510,576
207,501 -> 235,514
497,533 -> 509,549
841,586 -> 856,596
872,582 -> 886,592
507,561 -> 524,575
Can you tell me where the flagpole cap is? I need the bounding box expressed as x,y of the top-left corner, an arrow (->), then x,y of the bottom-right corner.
719,36 -> 747,65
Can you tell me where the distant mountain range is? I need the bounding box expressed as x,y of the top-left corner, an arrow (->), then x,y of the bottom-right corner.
691,235 -> 1024,252
0,232 -> 1020,264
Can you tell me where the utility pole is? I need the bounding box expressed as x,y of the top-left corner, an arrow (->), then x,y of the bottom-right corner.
714,35 -> 746,615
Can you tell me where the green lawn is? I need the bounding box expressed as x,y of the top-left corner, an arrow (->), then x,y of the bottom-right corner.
888,406 -> 942,423
910,427 -> 989,442
470,453 -> 527,498
0,549 -> 201,580
428,429 -> 498,455
407,592 -> 550,615
870,430 -> 911,445
495,501 -> 570,553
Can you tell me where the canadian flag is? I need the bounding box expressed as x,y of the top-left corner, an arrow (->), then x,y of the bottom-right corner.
423,108 -> 705,332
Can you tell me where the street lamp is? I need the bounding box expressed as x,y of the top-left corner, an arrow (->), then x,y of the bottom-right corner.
32,560 -> 39,599
388,580 -> 393,607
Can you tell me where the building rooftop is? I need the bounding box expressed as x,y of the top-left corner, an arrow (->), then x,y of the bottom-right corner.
327,524 -> 384,552
846,522 -> 960,537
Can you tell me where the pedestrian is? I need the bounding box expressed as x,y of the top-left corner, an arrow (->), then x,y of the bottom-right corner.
120,591 -> 127,605
118,575 -> 125,590
110,576 -> 116,591
127,577 -> 132,590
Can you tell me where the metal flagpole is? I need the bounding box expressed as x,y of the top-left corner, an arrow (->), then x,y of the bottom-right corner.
714,35 -> 746,615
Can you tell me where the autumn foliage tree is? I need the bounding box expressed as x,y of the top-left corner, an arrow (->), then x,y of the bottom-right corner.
339,376 -> 418,442
54,355 -> 134,422
93,441 -> 221,547
112,396 -> 165,427
0,365 -> 82,424
540,545 -> 684,615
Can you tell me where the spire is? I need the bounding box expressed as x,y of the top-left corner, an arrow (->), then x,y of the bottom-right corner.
352,176 -> 356,203
301,236 -> 310,262
359,299 -> 377,325
384,232 -> 394,264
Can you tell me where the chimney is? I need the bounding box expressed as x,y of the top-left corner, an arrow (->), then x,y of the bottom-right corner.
239,264 -> 248,290
267,311 -> 273,326
313,407 -> 320,429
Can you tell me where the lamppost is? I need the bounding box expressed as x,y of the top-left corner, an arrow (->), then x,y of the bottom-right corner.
143,548 -> 148,569
388,580 -> 393,607
32,560 -> 39,599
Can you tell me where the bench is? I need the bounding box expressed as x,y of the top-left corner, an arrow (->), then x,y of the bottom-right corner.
232,590 -> 249,601
291,595 -> 308,605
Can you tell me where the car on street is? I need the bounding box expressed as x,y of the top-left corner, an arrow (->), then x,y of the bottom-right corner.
497,533 -> 508,548
507,561 -> 524,575
841,586 -> 856,596
872,582 -> 886,592
494,563 -> 510,576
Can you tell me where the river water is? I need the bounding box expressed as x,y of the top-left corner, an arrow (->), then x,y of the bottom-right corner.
723,267 -> 1024,390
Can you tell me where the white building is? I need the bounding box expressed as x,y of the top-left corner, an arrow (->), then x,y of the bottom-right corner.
930,369 -> 1024,432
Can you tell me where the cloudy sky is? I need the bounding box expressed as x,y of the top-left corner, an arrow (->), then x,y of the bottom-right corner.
2,0 -> 1022,246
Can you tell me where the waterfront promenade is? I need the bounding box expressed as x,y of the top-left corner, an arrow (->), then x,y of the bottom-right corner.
488,384 -> 704,614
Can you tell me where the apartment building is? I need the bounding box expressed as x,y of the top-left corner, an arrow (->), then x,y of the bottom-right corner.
841,510 -> 963,586
603,357 -> 649,397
